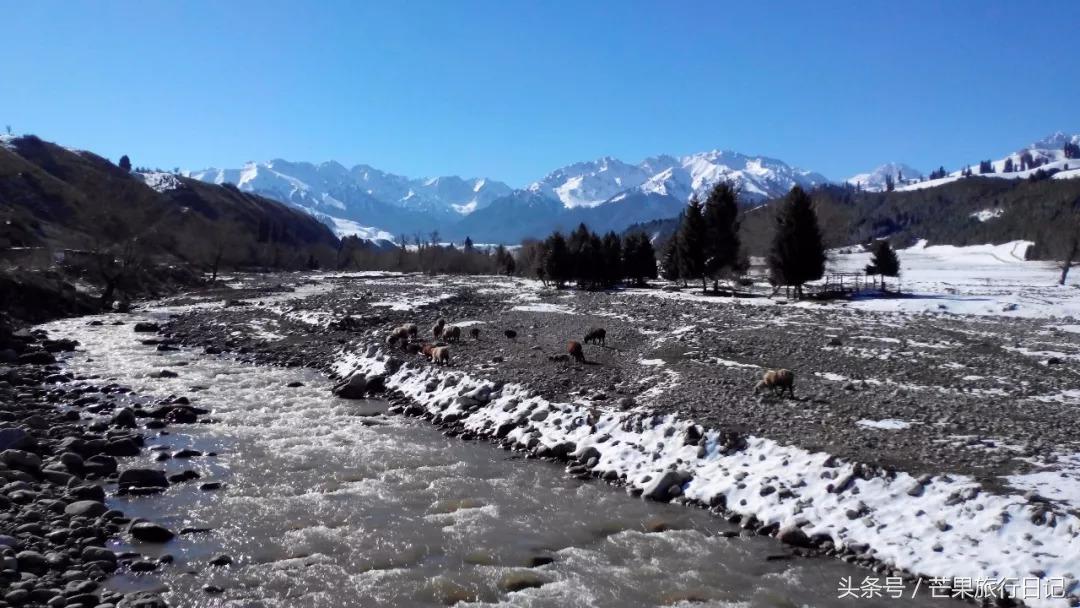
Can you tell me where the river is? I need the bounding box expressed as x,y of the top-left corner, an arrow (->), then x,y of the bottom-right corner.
41,309 -> 952,607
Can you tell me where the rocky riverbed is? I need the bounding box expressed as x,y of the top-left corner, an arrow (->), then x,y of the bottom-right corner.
0,317 -> 208,608
5,269 -> 1080,606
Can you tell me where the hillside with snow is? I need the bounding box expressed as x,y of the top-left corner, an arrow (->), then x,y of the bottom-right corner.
846,162 -> 924,192
895,132 -> 1080,192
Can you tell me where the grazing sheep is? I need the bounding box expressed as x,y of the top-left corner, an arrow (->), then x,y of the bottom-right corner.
432,318 -> 446,339
469,327 -> 481,340
420,343 -> 435,359
404,342 -> 421,355
583,327 -> 606,346
504,329 -> 517,340
431,346 -> 450,366
568,340 -> 585,363
386,326 -> 410,345
404,323 -> 419,337
444,325 -> 461,342
754,369 -> 795,398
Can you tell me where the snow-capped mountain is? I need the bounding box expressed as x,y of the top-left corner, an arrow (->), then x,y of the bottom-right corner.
846,163 -> 924,192
187,132 -> 1079,244
187,160 -> 512,237
528,150 -> 827,207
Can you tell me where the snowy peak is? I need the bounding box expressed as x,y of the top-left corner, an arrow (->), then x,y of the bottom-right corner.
846,163 -> 924,192
528,149 -> 827,208
189,160 -> 510,217
1030,131 -> 1080,151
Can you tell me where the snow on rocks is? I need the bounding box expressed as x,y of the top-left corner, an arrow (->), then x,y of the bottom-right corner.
856,419 -> 913,430
335,344 -> 1080,607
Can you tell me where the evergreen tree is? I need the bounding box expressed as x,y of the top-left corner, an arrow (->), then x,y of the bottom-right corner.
542,232 -> 571,288
463,236 -> 474,252
864,239 -> 901,292
884,173 -> 895,192
119,155 -> 132,173
1065,142 -> 1080,159
677,197 -> 708,290
622,232 -> 657,286
601,231 -> 623,287
702,181 -> 741,291
661,233 -> 681,282
1004,158 -> 1015,173
767,186 -> 826,299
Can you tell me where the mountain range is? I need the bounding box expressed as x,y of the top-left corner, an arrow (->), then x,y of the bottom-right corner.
188,132 -> 1080,244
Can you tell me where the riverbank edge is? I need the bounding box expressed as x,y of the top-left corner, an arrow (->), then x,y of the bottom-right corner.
327,343 -> 1079,608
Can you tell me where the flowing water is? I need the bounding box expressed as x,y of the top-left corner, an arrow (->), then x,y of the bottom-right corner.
43,310 -> 953,607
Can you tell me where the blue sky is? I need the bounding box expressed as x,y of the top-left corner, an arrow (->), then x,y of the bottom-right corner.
4,1 -> 1078,185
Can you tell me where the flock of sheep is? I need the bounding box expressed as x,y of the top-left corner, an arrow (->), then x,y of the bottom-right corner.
382,318 -> 795,397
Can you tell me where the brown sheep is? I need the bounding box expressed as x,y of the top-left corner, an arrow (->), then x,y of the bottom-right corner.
431,346 -> 450,366
754,369 -> 795,398
420,343 -> 435,359
583,327 -> 606,346
432,318 -> 446,339
444,325 -> 461,342
568,340 -> 585,363
469,327 -> 480,340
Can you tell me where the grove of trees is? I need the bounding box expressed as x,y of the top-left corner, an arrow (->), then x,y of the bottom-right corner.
660,181 -> 744,292
528,224 -> 656,289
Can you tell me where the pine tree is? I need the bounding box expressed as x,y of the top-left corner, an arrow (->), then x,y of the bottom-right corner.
864,239 -> 901,292
622,232 -> 657,286
119,155 -> 132,173
767,186 -> 826,299
1004,158 -> 1015,173
661,233 -> 681,282
678,197 -> 707,290
601,231 -> 623,287
884,173 -> 895,192
702,182 -> 740,291
542,232 -> 571,288
463,236 -> 474,252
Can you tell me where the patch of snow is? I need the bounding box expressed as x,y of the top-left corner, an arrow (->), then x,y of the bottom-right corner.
971,208 -> 1004,222
857,419 -> 913,430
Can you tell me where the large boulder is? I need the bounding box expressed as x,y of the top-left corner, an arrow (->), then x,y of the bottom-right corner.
642,470 -> 692,502
117,468 -> 168,490
128,521 -> 175,543
17,351 -> 56,365
332,373 -> 369,399
0,428 -> 31,451
64,500 -> 108,518
133,322 -> 160,333
0,449 -> 42,474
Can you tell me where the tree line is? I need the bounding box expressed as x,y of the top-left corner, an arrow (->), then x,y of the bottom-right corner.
522,225 -> 657,289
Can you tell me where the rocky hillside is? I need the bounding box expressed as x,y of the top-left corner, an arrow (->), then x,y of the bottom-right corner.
0,135 -> 339,268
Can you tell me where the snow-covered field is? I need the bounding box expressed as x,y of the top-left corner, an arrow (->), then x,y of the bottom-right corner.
827,240 -> 1080,319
